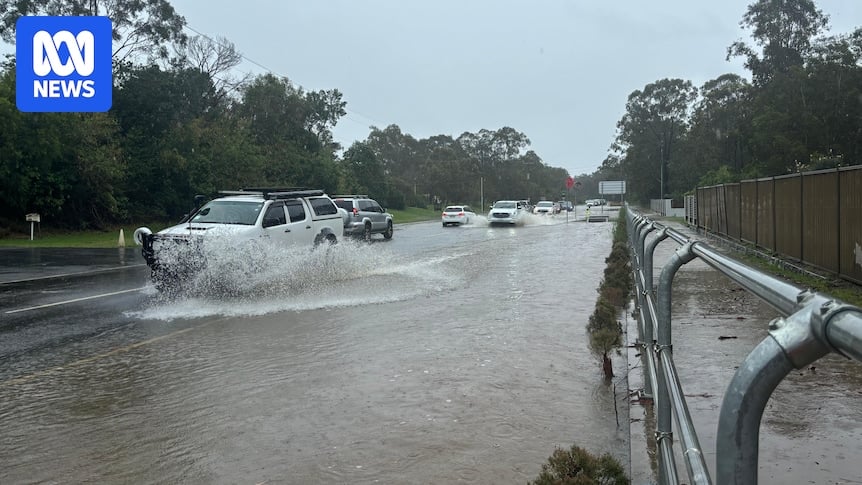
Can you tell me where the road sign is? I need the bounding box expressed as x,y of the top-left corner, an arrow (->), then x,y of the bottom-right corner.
565,176 -> 574,189
599,180 -> 626,195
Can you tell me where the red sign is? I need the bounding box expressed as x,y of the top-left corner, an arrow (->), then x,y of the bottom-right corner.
565,176 -> 574,189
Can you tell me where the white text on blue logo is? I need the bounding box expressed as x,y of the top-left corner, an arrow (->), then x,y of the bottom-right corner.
32,29 -> 96,98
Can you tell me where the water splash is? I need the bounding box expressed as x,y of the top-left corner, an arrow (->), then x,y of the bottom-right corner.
128,238 -> 470,321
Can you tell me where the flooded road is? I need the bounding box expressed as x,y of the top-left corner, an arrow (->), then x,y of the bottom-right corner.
0,212 -> 627,484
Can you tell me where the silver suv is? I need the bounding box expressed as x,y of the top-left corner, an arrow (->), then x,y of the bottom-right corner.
333,195 -> 394,241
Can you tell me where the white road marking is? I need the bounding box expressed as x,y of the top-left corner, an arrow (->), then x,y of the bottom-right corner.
4,287 -> 146,314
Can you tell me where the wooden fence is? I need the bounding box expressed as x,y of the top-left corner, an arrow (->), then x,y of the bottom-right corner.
693,165 -> 862,284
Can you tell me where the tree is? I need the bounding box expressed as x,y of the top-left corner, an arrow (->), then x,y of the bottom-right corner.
304,88 -> 347,149
614,79 -> 697,202
673,74 -> 752,191
802,28 -> 862,167
0,0 -> 188,62
175,35 -> 250,99
341,141 -> 386,198
112,65 -> 221,219
727,0 -> 828,85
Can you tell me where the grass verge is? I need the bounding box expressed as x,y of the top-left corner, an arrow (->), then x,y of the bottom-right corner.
389,206 -> 441,224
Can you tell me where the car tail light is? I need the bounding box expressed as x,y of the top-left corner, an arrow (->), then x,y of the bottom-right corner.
458,212 -> 464,216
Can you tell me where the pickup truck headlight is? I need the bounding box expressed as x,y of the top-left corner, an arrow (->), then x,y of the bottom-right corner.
133,227 -> 152,246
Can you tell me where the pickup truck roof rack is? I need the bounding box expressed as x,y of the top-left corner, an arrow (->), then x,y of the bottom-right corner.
217,187 -> 325,200
242,186 -> 309,193
332,194 -> 368,198
266,189 -> 325,200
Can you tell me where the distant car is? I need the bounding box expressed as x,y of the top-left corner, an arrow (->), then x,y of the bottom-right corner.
488,200 -> 527,225
557,201 -> 573,212
442,205 -> 476,226
533,200 -> 556,215
333,195 -> 394,241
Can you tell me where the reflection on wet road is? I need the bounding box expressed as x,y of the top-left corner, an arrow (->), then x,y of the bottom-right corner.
0,214 -> 626,484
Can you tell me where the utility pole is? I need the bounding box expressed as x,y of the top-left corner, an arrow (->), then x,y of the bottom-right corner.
660,144 -> 664,200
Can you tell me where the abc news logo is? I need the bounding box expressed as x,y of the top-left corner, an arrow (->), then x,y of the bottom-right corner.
16,16 -> 112,112
33,30 -> 96,98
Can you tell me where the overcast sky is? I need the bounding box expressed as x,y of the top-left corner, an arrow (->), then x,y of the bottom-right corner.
14,1 -> 862,176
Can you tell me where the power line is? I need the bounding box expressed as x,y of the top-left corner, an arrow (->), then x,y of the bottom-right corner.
182,24 -> 385,130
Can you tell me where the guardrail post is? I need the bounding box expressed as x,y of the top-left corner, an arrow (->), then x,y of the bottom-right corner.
644,228 -> 667,297
716,292 -> 832,484
655,241 -> 696,485
636,219 -> 653,268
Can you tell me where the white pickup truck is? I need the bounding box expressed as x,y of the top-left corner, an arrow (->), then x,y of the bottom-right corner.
134,188 -> 345,291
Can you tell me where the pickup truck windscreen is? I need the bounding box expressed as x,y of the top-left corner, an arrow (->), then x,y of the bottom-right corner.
191,201 -> 264,225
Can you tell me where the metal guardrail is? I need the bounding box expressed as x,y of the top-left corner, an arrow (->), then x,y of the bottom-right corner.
627,208 -> 862,485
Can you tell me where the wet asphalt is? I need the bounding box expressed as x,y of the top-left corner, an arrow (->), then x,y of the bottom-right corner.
2,208 -> 860,484
1,210 -> 629,484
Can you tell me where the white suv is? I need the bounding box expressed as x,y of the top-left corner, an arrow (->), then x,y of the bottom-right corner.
487,200 -> 527,225
134,188 -> 344,290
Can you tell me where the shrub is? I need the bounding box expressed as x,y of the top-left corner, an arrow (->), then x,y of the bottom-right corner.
586,209 -> 632,379
531,445 -> 630,485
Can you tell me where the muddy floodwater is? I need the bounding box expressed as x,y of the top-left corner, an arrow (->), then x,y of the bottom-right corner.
628,225 -> 862,485
0,214 -> 630,484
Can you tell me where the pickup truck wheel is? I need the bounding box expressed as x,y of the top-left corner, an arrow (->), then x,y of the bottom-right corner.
383,221 -> 394,239
314,234 -> 338,248
363,223 -> 372,242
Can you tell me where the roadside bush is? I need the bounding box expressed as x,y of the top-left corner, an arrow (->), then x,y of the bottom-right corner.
586,207 -> 632,379
531,445 -> 629,485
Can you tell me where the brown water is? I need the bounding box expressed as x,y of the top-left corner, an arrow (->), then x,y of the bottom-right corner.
0,215 -> 629,484
629,225 -> 862,484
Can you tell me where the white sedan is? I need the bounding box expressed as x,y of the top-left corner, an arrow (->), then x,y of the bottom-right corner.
533,200 -> 557,215
442,205 -> 476,226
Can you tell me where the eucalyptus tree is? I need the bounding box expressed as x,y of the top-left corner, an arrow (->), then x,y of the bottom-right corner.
727,0 -> 828,86
615,78 -> 697,201
674,73 -> 752,191
364,124 -> 422,198
112,65 -> 222,219
0,0 -> 187,63
175,35 -> 250,101
802,28 -> 862,167
341,141 -> 387,199
233,73 -> 343,191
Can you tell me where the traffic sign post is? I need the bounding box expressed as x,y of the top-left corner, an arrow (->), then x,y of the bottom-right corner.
26,213 -> 40,241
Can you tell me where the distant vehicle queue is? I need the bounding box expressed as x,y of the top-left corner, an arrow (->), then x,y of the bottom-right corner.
439,197 -> 601,228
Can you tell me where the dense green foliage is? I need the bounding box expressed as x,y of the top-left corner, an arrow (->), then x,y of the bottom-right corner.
594,0 -> 861,203
531,445 -> 629,485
